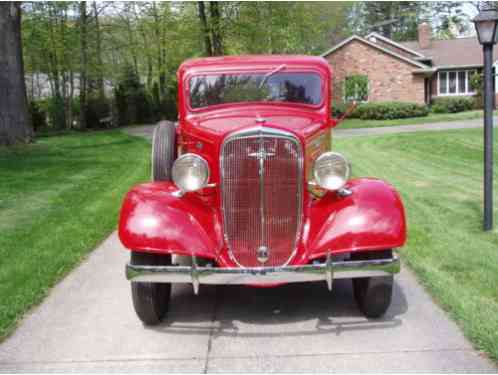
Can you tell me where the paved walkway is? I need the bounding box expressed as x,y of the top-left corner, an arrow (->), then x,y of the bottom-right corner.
0,120 -> 496,372
0,233 -> 495,372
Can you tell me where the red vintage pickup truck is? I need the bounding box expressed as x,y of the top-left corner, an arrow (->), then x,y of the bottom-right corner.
119,55 -> 406,325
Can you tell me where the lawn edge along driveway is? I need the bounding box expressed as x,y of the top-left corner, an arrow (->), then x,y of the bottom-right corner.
0,130 -> 150,341
336,127 -> 498,363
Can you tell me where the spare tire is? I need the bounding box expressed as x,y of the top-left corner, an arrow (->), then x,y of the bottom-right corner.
151,121 -> 176,181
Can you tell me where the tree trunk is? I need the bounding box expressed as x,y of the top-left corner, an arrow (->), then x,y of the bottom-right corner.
0,2 -> 33,145
198,2 -> 212,56
209,2 -> 223,56
67,69 -> 74,129
47,4 -> 65,129
79,1 -> 88,130
152,2 -> 165,99
93,1 -> 105,100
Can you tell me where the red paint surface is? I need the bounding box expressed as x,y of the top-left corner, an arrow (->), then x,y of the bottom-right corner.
119,178 -> 406,265
118,55 -> 407,269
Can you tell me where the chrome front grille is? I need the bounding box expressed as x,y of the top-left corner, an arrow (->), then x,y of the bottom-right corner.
221,127 -> 303,267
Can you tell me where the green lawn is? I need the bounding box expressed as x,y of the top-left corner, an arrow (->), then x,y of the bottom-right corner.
339,110 -> 490,129
335,128 -> 498,361
0,131 -> 150,340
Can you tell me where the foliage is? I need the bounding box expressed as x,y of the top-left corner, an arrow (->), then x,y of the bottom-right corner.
18,1 -> 473,130
344,75 -> 368,102
469,71 -> 483,109
114,65 -> 153,126
431,97 -> 475,114
28,101 -> 47,131
431,2 -> 470,39
85,95 -> 112,128
338,128 -> 498,362
0,131 -> 150,340
332,102 -> 355,118
350,2 -> 430,41
20,2 -> 356,128
347,101 -> 429,120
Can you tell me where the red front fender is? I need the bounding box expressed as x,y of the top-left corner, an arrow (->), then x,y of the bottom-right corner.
118,182 -> 223,259
306,178 -> 407,259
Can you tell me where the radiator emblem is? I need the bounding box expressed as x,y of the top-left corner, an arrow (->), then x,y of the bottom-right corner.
257,246 -> 270,264
248,149 -> 275,161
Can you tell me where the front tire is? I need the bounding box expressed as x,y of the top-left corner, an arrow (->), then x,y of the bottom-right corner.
351,250 -> 394,318
131,252 -> 172,325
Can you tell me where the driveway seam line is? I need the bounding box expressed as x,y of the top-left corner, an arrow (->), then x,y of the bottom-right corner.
0,347 -> 481,366
202,287 -> 220,374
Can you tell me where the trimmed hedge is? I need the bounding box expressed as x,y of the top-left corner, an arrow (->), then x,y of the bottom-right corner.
431,97 -> 475,113
332,102 -> 350,117
333,101 -> 429,120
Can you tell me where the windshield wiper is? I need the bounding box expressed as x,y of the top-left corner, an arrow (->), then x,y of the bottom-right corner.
258,64 -> 287,89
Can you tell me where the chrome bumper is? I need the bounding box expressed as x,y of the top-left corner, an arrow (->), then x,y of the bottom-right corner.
126,254 -> 400,294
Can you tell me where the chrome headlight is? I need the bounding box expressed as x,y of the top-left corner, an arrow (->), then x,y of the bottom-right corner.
172,153 -> 210,192
313,152 -> 350,191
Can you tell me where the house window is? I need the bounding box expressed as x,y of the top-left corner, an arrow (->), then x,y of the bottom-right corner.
344,75 -> 368,102
438,70 -> 476,96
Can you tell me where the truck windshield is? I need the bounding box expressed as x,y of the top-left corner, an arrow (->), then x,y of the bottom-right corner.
189,72 -> 322,109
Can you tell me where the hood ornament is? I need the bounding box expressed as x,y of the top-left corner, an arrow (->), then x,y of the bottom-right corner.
257,245 -> 270,264
255,117 -> 266,124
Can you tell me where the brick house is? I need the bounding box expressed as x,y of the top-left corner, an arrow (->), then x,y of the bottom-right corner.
322,23 -> 498,106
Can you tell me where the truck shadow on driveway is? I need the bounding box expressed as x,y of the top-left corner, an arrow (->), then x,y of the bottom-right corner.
147,279 -> 407,338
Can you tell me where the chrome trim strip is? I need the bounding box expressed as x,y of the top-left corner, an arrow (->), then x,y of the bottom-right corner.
220,126 -> 304,268
126,254 -> 401,290
258,128 -> 266,258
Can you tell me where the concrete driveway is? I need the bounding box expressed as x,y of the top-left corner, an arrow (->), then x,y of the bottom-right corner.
0,122 -> 496,372
0,233 -> 494,372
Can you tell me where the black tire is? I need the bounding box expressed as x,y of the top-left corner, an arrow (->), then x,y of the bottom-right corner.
152,121 -> 176,181
131,252 -> 172,325
351,250 -> 394,318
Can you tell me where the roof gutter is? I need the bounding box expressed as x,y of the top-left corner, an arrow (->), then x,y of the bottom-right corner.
412,67 -> 437,77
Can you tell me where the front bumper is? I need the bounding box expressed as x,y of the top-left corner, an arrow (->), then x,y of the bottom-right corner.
126,253 -> 400,294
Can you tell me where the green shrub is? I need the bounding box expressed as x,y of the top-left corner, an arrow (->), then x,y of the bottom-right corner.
332,102 -> 350,117
470,72 -> 483,109
47,95 -> 66,129
431,97 -> 475,113
344,75 -> 368,102
86,95 -> 112,128
29,100 -> 47,130
115,65 -> 154,126
348,101 -> 429,120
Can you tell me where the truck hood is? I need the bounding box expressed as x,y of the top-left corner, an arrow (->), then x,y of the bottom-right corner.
185,106 -> 327,142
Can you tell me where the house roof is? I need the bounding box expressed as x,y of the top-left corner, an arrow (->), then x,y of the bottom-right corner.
400,37 -> 498,68
320,35 -> 430,69
365,32 -> 425,58
322,32 -> 498,73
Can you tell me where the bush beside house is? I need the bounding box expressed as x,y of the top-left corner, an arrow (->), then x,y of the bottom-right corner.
333,96 -> 482,121
431,97 -> 475,114
333,101 -> 429,120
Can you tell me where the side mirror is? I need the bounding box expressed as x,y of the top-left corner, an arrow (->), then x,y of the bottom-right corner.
331,101 -> 357,127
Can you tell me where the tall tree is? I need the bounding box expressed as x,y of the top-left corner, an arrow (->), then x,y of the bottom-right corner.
352,2 -> 429,41
0,2 -> 33,145
93,1 -> 105,100
209,2 -> 223,55
198,1 -> 212,56
79,1 -> 88,130
430,2 -> 469,39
